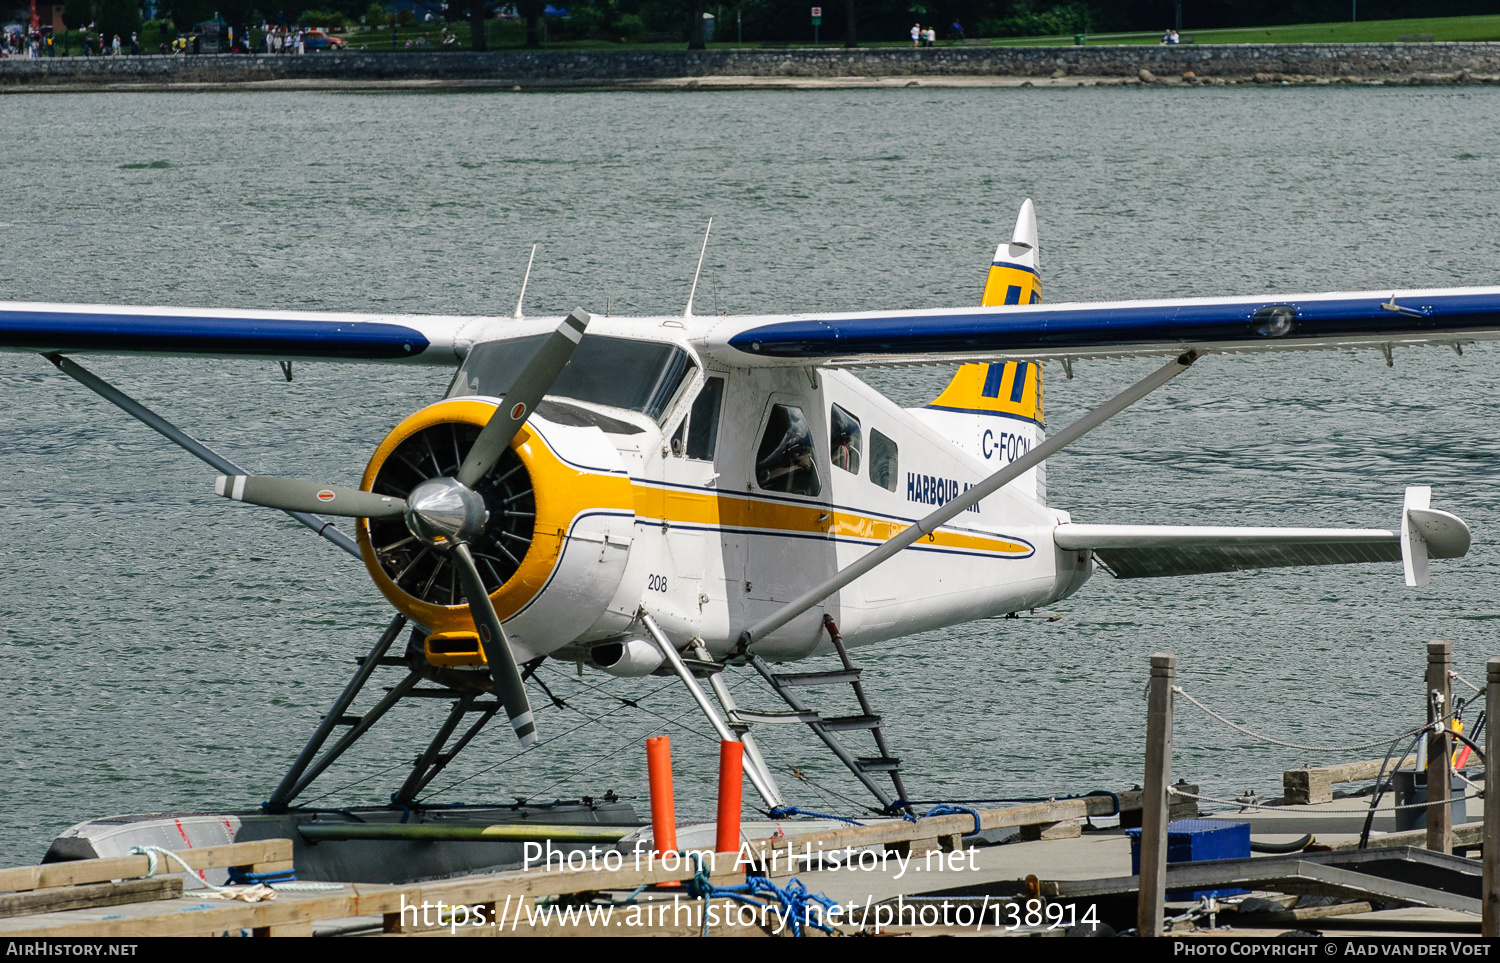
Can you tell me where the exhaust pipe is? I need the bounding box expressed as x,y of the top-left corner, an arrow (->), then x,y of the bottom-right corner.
590,638 -> 665,678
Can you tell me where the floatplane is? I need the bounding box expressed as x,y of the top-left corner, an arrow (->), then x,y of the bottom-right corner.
1,201 -> 1485,865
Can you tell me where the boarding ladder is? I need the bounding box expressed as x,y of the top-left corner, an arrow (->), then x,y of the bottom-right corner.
734,615 -> 911,814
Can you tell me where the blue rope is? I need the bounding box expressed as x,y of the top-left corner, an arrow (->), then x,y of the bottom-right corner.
226,867 -> 298,886
918,804 -> 983,836
686,854 -> 840,937
889,801 -> 983,835
766,805 -> 865,826
1084,790 -> 1121,817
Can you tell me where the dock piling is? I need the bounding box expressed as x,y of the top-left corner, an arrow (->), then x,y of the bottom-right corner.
1484,657 -> 1499,937
1426,640 -> 1453,853
646,736 -> 677,860
715,739 -> 744,855
1138,651 -> 1176,937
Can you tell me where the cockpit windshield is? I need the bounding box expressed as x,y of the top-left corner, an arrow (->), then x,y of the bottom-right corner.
448,334 -> 695,422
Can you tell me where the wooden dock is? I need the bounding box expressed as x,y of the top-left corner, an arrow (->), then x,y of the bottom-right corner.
6,643 -> 1492,939
0,784 -> 1486,938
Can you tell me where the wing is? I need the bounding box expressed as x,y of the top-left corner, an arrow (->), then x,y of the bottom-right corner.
1056,490 -> 1469,587
700,287 -> 1500,367
0,301 -> 486,363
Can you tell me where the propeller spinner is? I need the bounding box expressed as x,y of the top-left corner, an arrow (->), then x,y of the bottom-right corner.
213,308 -> 592,746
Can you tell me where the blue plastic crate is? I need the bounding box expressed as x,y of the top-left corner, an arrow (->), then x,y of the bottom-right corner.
1126,819 -> 1251,899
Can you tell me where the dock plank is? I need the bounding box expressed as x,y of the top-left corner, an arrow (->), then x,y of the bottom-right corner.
0,839 -> 293,894
0,878 -> 183,919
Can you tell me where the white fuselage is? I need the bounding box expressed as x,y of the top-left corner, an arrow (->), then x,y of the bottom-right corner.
472,317 -> 1092,665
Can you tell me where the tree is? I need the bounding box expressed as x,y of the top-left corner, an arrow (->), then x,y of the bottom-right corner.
61,0 -> 91,30
517,0 -> 542,46
96,0 -> 140,40
686,0 -> 703,46
843,0 -> 854,44
468,0 -> 487,49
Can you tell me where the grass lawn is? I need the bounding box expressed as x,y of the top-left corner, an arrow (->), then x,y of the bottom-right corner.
989,14 -> 1500,46
320,13 -> 1500,49
31,12 -> 1500,56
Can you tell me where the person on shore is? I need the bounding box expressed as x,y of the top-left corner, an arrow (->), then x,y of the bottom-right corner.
924,26 -> 935,46
111,34 -> 120,55
911,23 -> 920,47
951,19 -> 964,40
130,31 -> 138,54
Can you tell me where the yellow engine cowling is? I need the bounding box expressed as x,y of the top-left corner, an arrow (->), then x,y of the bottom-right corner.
355,398 -> 636,665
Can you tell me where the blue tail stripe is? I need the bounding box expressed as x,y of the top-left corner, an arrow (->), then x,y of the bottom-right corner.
981,363 -> 1005,398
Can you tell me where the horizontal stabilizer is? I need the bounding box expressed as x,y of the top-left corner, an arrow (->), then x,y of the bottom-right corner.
1055,524 -> 1402,579
1057,489 -> 1468,582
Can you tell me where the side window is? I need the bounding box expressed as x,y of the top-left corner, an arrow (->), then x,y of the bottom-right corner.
869,428 -> 898,492
830,404 -> 862,475
755,404 -> 821,497
685,376 -> 725,461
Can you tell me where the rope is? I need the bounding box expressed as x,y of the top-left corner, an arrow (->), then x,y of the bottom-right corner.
128,846 -> 229,892
1173,685 -> 1432,753
421,675 -> 683,800
913,805 -> 983,836
1452,671 -> 1486,695
1169,786 -> 1485,814
516,672 -> 762,803
777,760 -> 880,815
686,854 -> 840,937
766,806 -> 865,826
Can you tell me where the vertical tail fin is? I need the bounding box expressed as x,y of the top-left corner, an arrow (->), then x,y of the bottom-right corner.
981,198 -> 1041,307
911,200 -> 1047,502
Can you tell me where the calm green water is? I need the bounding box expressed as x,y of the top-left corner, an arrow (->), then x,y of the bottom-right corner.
2,86 -> 1499,865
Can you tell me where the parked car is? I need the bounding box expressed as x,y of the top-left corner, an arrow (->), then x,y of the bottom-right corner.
302,29 -> 345,50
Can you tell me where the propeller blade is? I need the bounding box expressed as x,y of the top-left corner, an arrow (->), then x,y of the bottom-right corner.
214,475 -> 406,519
450,542 -> 537,746
455,308 -> 590,489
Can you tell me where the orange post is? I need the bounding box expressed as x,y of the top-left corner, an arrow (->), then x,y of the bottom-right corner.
715,740 -> 745,854
646,735 -> 677,859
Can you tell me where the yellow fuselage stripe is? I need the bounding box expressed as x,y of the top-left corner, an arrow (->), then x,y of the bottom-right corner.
631,482 -> 1033,557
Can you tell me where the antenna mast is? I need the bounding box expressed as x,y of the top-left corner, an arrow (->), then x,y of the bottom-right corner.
684,219 -> 712,318
514,244 -> 537,319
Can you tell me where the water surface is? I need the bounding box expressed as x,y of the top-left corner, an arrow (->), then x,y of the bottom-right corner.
1,85 -> 1498,863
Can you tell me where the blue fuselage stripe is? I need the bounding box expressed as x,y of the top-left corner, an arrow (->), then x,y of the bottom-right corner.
923,404 -> 1044,427
0,309 -> 431,359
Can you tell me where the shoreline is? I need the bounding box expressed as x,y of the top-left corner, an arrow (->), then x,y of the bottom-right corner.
3,44 -> 1500,92
4,72 -> 1498,94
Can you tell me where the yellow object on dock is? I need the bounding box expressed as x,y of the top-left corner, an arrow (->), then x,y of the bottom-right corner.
296,823 -> 633,843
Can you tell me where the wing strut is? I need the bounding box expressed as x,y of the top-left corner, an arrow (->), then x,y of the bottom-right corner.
45,352 -> 361,559
735,350 -> 1201,653
639,610 -> 784,809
